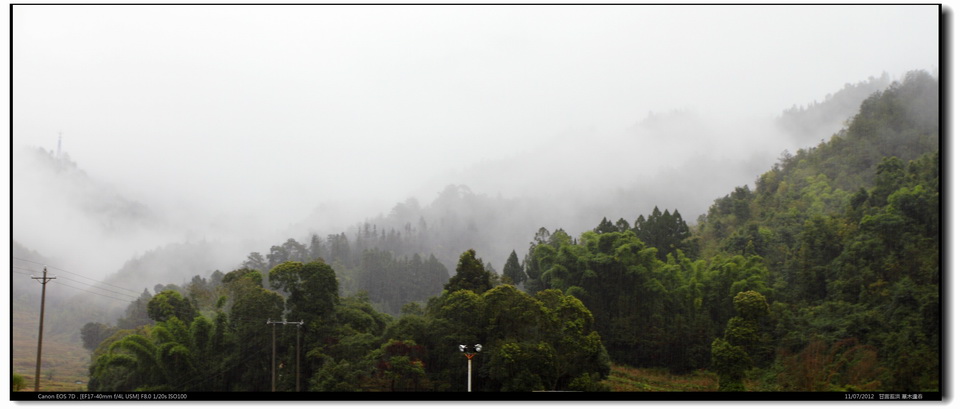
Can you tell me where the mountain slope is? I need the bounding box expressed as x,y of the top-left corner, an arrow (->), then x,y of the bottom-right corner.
499,70 -> 938,390
694,70 -> 939,390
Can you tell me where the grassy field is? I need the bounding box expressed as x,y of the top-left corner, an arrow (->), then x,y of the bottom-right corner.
602,364 -> 720,392
12,309 -> 91,392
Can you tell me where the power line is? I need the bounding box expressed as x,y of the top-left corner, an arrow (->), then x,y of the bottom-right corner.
15,258 -> 142,296
57,276 -> 140,300
13,257 -> 141,295
12,266 -> 42,274
50,281 -> 137,303
13,257 -> 141,296
13,266 -> 139,301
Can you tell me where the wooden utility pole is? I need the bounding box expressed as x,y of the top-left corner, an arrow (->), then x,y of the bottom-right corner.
31,267 -> 56,392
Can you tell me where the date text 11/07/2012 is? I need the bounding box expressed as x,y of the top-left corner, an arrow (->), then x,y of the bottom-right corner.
845,394 -> 925,400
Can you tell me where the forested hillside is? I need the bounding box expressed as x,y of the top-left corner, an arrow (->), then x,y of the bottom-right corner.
238,231 -> 451,316
516,70 -> 938,391
699,70 -> 940,391
776,73 -> 891,144
73,70 -> 940,393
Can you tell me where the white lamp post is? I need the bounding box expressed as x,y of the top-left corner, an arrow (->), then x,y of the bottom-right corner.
459,344 -> 482,392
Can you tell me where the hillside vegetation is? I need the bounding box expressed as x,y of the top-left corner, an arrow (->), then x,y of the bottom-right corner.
520,71 -> 938,391
17,70 -> 938,393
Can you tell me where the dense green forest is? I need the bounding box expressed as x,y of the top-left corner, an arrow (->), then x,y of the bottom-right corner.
80,71 -> 939,392
84,251 -> 609,392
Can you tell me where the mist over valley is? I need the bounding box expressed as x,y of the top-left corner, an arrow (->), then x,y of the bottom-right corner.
9,4 -> 940,395
9,69 -> 904,333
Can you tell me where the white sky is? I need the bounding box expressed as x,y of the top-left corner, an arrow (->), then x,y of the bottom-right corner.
9,4 -> 940,265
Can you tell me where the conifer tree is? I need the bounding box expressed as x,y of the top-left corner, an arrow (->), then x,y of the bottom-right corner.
444,249 -> 494,294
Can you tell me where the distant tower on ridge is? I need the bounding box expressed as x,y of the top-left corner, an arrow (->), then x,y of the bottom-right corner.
57,132 -> 62,159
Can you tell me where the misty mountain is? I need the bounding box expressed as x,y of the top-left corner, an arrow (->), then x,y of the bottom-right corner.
367,75 -> 898,264
777,73 -> 891,144
12,147 -> 254,344
698,70 -> 939,260
13,145 -> 258,294
11,71 -> 925,333
421,111 -> 794,244
12,69 -> 938,394
476,69 -> 938,386
13,146 -> 177,277
427,73 -> 894,234
232,72 -> 926,316
33,73 -> 904,295
14,147 -> 160,234
107,240 -> 246,298
79,70 -> 939,393
687,70 -> 939,390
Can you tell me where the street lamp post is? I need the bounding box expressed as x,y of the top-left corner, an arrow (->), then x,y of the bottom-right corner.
458,344 -> 482,392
